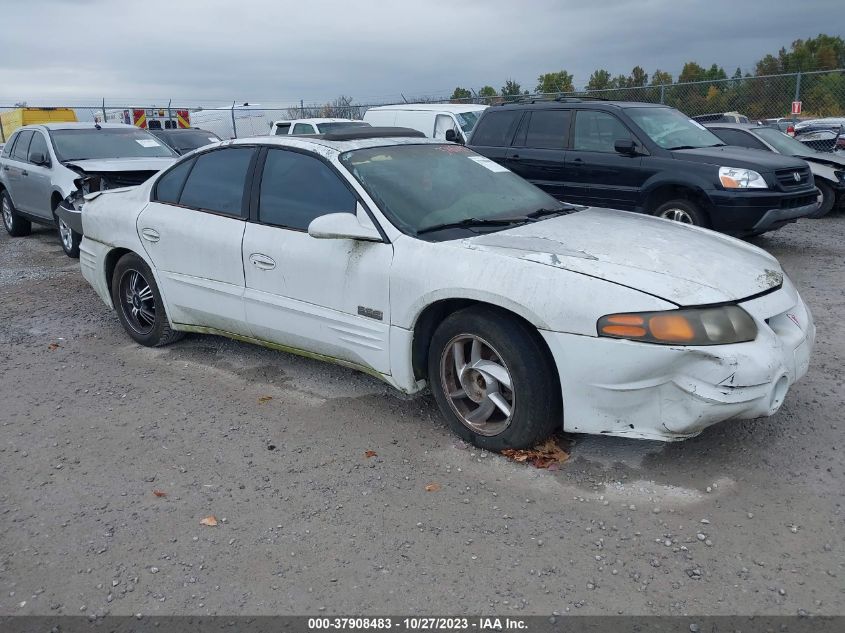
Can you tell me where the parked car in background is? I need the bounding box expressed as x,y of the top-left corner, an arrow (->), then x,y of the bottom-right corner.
269,118 -> 370,136
467,99 -> 820,236
1,122 -> 176,257
758,117 -> 795,134
72,128 -> 813,448
363,103 -> 487,143
707,122 -> 844,217
149,128 -> 222,155
794,128 -> 845,154
793,117 -> 845,136
692,111 -> 750,124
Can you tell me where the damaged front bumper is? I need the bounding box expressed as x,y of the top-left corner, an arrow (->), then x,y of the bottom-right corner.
542,278 -> 815,440
55,199 -> 84,235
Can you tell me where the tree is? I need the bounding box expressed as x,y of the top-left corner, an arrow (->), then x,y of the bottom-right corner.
478,85 -> 497,98
450,87 -> 472,101
501,79 -> 522,101
610,74 -> 629,89
535,70 -> 574,94
679,61 -> 707,83
586,69 -> 612,91
628,66 -> 648,87
650,69 -> 673,85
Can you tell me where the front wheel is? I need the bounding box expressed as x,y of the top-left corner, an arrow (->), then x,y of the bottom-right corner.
427,307 -> 561,451
57,215 -> 81,258
651,198 -> 709,227
810,181 -> 836,218
111,253 -> 183,347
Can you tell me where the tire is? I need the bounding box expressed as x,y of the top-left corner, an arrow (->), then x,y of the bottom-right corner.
1,190 -> 32,237
810,181 -> 836,218
111,252 -> 183,347
427,306 -> 561,451
651,198 -> 709,227
57,214 -> 81,258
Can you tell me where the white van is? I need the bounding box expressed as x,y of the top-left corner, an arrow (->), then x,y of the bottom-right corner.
269,118 -> 370,136
363,104 -> 487,143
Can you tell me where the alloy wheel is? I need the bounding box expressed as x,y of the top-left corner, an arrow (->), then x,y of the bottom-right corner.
58,218 -> 74,250
119,269 -> 156,335
658,207 -> 694,224
2,197 -> 12,230
439,334 -> 515,436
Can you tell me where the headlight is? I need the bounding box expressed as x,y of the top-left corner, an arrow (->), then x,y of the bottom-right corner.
718,166 -> 768,189
597,306 -> 757,345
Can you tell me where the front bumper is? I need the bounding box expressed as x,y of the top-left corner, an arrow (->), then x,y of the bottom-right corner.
541,278 -> 815,441
55,200 -> 84,235
706,188 -> 820,235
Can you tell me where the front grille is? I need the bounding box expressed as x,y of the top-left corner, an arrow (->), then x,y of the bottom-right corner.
780,193 -> 817,209
774,167 -> 811,190
100,171 -> 158,189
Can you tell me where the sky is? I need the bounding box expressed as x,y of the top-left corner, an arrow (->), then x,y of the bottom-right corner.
0,0 -> 840,108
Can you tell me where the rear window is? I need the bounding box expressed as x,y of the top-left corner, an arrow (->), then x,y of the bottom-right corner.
470,110 -> 521,146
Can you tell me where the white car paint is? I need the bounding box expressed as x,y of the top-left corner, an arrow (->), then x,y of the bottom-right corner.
363,104 -> 487,143
269,118 -> 370,136
76,135 -> 815,441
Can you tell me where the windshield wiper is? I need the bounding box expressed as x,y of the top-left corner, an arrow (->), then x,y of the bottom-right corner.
525,205 -> 578,219
666,145 -> 701,150
416,217 -> 527,235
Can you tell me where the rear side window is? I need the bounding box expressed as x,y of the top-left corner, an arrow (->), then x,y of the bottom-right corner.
178,147 -> 254,217
259,149 -> 356,231
154,158 -> 195,204
711,128 -> 768,150
292,123 -> 315,135
524,110 -> 571,150
470,111 -> 521,146
1,133 -> 17,158
11,131 -> 33,161
573,111 -> 632,152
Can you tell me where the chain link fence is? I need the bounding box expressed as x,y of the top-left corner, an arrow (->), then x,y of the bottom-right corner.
2,69 -> 843,143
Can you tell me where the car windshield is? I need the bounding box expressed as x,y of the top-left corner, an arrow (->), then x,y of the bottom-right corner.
50,127 -> 178,161
316,122 -> 370,133
455,111 -> 481,132
339,144 -> 568,237
754,127 -> 818,156
157,130 -> 220,152
627,107 -> 725,149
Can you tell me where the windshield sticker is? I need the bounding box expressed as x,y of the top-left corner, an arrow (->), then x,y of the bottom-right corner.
208,137 -> 219,142
689,119 -> 707,130
467,155 -> 510,173
136,139 -> 161,147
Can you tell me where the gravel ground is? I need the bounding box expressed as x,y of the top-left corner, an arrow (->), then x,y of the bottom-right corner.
0,215 -> 843,617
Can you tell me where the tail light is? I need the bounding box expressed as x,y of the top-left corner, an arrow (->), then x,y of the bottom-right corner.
786,125 -> 795,136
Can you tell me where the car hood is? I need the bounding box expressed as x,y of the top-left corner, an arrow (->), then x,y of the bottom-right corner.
800,152 -> 845,169
670,146 -> 808,171
458,208 -> 782,306
63,157 -> 175,173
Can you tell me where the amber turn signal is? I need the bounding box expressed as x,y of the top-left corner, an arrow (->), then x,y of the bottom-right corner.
598,306 -> 757,346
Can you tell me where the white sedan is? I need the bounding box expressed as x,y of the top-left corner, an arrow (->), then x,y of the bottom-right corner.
71,128 -> 815,449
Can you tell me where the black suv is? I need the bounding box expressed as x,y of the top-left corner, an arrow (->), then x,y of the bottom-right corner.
467,99 -> 820,236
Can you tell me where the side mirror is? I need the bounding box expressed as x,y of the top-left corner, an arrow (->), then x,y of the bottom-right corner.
29,151 -> 49,166
307,213 -> 381,242
614,139 -> 638,155
445,128 -> 462,144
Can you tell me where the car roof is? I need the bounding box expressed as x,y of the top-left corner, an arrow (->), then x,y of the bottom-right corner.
224,133 -> 445,154
487,99 -> 671,111
366,103 -> 488,113
22,122 -> 144,131
704,122 -> 760,130
151,127 -> 217,134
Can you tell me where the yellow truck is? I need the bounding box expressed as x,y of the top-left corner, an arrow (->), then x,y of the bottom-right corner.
0,107 -> 77,142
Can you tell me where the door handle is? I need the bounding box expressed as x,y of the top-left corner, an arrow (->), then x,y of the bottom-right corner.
140,228 -> 160,242
510,154 -> 521,160
249,253 -> 276,270
572,158 -> 584,164
21,170 -> 28,176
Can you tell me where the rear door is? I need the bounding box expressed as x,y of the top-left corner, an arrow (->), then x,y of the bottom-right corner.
16,130 -> 54,218
242,147 -> 393,374
4,130 -> 33,212
569,110 -> 644,210
137,146 -> 257,333
467,109 -> 522,167
505,109 -> 573,202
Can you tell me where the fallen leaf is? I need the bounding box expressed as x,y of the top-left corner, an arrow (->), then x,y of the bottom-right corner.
200,516 -> 218,527
424,482 -> 441,492
48,342 -> 61,351
364,450 -> 378,458
501,437 -> 570,469
258,396 -> 273,404
152,490 -> 167,498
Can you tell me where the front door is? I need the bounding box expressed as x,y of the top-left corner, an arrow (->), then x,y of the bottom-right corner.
242,147 -> 393,375
136,146 -> 256,332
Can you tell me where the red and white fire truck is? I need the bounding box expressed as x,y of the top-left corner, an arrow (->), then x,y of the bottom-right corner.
104,108 -> 191,129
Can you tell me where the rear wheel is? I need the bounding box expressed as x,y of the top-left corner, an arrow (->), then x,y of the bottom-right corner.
57,215 -> 81,258
811,181 -> 836,218
2,190 -> 32,237
111,253 -> 183,347
427,307 -> 561,451
652,198 -> 709,227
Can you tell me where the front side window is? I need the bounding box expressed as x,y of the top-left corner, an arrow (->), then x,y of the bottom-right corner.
573,111 -> 632,152
292,123 -> 316,135
524,110 -> 571,150
48,127 -> 177,161
626,107 -> 724,150
259,149 -> 356,230
11,131 -> 33,161
470,111 -> 521,146
178,148 -> 254,216
27,132 -> 49,162
340,144 -> 566,237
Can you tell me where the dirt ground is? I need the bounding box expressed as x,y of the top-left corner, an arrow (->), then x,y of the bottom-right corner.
1,213 -> 843,617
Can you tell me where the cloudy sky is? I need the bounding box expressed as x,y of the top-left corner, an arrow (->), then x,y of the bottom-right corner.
0,0 -> 840,107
